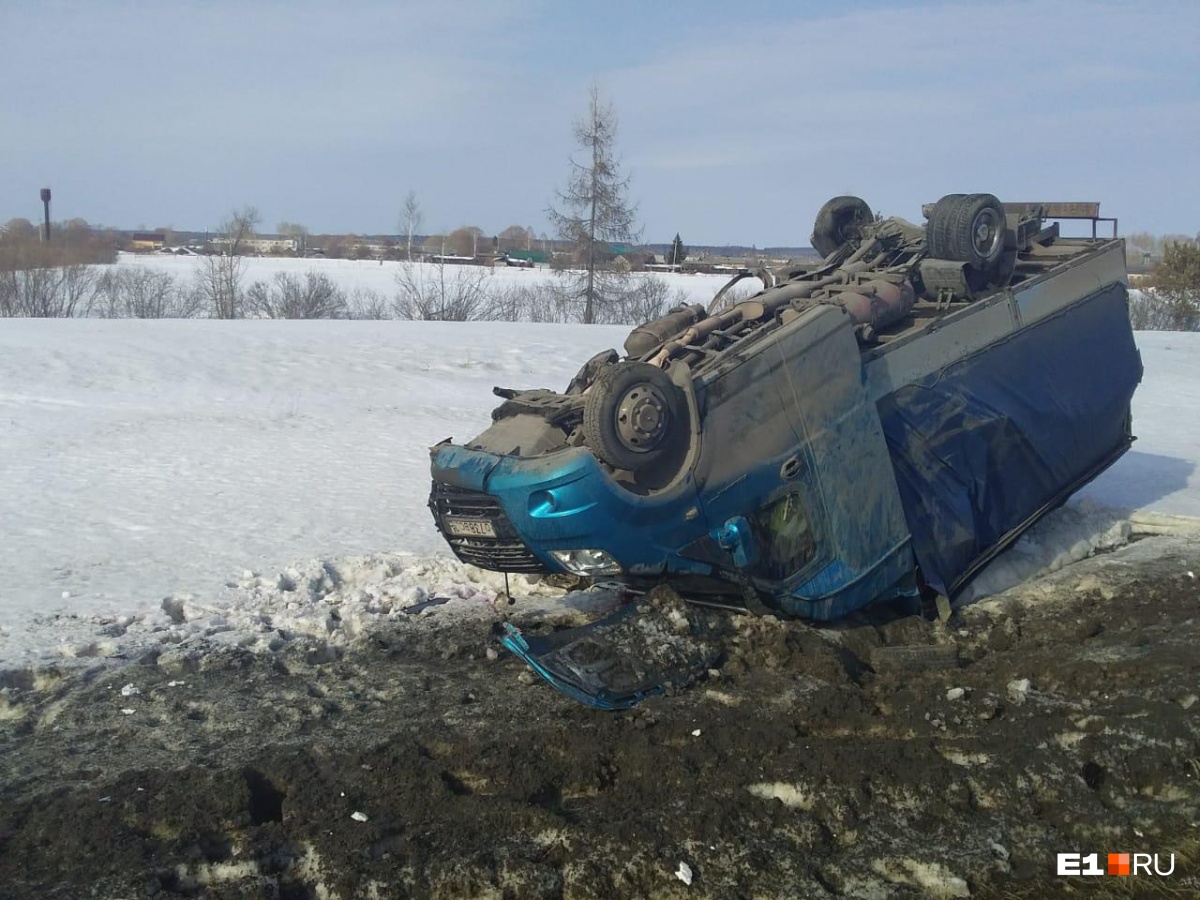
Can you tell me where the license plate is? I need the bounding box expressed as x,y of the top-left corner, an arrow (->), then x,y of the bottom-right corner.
445,517 -> 496,538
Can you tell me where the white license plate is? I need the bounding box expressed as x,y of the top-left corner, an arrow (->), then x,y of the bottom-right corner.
445,517 -> 497,538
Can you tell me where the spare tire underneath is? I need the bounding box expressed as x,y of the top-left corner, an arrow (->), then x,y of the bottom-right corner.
927,193 -> 1008,271
811,195 -> 873,258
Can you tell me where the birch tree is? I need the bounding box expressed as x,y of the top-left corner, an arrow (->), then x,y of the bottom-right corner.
401,190 -> 423,261
198,205 -> 260,319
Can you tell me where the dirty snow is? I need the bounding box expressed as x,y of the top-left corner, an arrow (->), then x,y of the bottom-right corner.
1,272 -> 1199,665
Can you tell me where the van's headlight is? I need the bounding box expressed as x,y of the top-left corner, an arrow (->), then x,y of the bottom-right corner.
549,549 -> 621,576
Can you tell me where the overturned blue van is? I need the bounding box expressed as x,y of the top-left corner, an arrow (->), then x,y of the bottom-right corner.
429,195 -> 1142,705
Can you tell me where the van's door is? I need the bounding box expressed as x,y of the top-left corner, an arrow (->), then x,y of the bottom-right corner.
694,306 -> 912,618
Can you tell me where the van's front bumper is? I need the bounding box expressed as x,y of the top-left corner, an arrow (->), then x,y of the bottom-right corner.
428,442 -> 710,578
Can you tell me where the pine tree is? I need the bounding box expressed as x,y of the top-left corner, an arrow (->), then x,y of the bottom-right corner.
547,85 -> 641,323
1150,241 -> 1200,330
668,233 -> 687,268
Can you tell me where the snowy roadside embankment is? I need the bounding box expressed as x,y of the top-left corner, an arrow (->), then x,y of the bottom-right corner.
40,501 -> 1198,673
48,553 -> 576,668
2,320 -> 1198,668
0,318 -> 627,663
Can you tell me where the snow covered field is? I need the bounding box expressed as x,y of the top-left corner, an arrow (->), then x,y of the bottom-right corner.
2,308 -> 1198,666
116,251 -> 737,311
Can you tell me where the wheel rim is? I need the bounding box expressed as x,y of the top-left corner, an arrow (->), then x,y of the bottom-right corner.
614,383 -> 669,453
971,208 -> 1003,260
837,209 -> 867,243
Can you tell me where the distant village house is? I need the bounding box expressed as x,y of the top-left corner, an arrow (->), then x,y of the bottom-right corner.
210,235 -> 298,255
129,232 -> 165,252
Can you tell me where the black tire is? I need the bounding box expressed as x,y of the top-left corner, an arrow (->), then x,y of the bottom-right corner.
925,193 -> 965,267
811,196 -> 873,258
584,362 -> 688,472
927,193 -> 1007,270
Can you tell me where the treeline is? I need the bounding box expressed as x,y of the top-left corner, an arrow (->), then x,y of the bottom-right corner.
0,217 -> 119,267
5,218 -> 1199,330
0,219 -> 119,317
6,249 -> 1199,331
0,256 -> 693,324
1129,240 -> 1200,332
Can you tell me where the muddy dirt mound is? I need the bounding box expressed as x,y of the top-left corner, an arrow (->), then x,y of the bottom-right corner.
1,537 -> 1198,898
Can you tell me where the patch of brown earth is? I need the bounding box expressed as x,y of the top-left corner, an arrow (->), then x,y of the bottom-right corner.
1,537 -> 1198,898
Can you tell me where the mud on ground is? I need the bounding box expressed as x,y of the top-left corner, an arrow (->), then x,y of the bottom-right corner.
2,537 -> 1199,899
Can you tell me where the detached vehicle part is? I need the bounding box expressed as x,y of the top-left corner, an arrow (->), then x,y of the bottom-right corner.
428,196 -> 1142,708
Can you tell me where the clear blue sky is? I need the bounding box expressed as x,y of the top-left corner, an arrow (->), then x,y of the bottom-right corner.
3,0 -> 1197,244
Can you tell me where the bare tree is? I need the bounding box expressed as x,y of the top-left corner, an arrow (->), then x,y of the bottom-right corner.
347,287 -> 390,320
223,205 -> 261,255
0,264 -> 95,317
91,268 -> 202,319
421,234 -> 446,256
547,84 -> 641,323
197,205 -> 261,318
247,271 -> 349,319
445,226 -> 485,258
617,276 -> 690,325
0,219 -> 117,316
392,260 -> 496,321
2,218 -> 37,242
498,225 -> 533,253
401,190 -> 423,261
277,221 -> 310,255
500,282 -> 570,322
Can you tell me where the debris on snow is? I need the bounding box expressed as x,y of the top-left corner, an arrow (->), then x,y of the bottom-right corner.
1006,679 -> 1031,705
871,857 -> 969,898
747,782 -> 814,810
675,861 -> 693,886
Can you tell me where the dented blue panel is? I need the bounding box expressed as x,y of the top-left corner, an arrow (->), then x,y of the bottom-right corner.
693,306 -> 913,619
876,283 -> 1142,597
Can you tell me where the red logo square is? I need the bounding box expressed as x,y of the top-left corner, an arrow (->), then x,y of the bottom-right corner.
1108,853 -> 1130,876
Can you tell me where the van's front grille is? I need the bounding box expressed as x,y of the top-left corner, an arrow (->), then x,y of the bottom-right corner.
429,482 -> 549,574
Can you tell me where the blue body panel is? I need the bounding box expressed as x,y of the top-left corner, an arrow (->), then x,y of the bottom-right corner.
432,307 -> 917,619
688,306 -> 914,618
431,443 -> 714,576
877,282 -> 1143,597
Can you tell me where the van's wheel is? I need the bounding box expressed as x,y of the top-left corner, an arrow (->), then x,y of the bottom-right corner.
584,362 -> 688,472
811,196 -> 873,258
927,193 -> 1007,271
